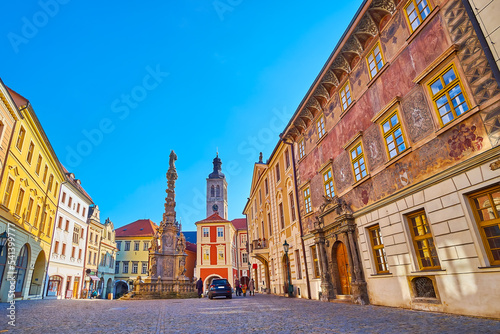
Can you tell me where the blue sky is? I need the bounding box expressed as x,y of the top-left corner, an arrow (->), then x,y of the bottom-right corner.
1,0 -> 363,231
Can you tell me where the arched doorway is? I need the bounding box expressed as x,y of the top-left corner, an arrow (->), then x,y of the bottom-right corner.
203,275 -> 222,292
115,281 -> 128,298
106,278 -> 113,299
14,244 -> 30,298
29,251 -> 46,296
98,277 -> 104,298
47,275 -> 63,297
282,255 -> 291,295
335,241 -> 351,295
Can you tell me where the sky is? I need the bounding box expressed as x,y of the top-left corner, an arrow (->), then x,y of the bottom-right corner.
1,0 -> 363,231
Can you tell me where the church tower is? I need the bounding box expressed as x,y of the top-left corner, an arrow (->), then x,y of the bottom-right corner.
206,154 -> 228,219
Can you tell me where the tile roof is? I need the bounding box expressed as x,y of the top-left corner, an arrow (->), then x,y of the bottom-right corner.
115,219 -> 158,237
62,166 -> 93,203
6,87 -> 28,108
185,241 -> 197,253
231,218 -> 247,231
196,212 -> 231,223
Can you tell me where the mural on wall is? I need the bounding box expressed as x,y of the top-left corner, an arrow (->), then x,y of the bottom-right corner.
443,0 -> 500,146
380,8 -> 406,52
363,124 -> 385,170
401,86 -> 435,143
448,124 -> 483,159
333,150 -> 354,194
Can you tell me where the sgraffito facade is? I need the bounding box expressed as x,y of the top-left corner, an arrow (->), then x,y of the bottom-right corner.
272,0 -> 500,318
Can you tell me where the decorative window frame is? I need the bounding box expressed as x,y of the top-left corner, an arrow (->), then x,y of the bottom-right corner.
343,132 -> 370,185
316,114 -> 326,141
366,41 -> 386,80
367,224 -> 390,275
216,245 -> 225,265
403,0 -> 434,34
339,80 -> 353,113
202,246 -> 210,264
298,138 -> 305,161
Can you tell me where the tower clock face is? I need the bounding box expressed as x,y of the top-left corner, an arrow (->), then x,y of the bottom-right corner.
212,204 -> 218,212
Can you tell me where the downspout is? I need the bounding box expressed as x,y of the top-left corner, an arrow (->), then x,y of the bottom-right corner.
282,139 -> 311,299
461,0 -> 500,87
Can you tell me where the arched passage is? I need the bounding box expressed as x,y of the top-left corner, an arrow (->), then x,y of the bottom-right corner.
106,278 -> 113,299
203,274 -> 222,292
114,280 -> 128,299
253,254 -> 270,294
29,250 -> 46,296
14,244 -> 30,298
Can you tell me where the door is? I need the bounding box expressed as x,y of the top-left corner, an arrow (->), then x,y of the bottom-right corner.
73,277 -> 80,299
336,242 -> 351,295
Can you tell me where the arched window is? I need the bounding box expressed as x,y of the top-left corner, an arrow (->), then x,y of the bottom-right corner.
216,185 -> 221,197
15,244 -> 29,297
210,185 -> 215,197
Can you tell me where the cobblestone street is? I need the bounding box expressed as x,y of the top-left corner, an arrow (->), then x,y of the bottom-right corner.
1,294 -> 500,333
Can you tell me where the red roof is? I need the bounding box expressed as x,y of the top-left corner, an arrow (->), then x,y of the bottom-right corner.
232,218 -> 247,231
185,241 -> 197,253
6,87 -> 28,108
196,212 -> 231,223
62,166 -> 93,203
115,219 -> 158,237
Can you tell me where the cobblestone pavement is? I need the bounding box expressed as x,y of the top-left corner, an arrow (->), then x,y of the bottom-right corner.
1,294 -> 500,333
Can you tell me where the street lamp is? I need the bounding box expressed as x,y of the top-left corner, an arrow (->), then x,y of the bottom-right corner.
283,240 -> 293,297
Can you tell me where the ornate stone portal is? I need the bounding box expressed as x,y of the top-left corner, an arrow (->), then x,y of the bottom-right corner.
132,151 -> 196,299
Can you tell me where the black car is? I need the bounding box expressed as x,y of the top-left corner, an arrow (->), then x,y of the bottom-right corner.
208,279 -> 232,299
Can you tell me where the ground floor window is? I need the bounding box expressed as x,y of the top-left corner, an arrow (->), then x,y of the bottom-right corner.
14,244 -> 29,297
47,275 -> 62,296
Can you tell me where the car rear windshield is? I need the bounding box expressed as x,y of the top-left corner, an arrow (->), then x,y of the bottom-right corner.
212,279 -> 229,285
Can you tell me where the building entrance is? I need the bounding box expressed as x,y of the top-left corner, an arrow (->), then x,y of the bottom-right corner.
336,242 -> 351,295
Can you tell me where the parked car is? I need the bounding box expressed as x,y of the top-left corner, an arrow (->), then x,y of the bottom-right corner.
208,279 -> 232,299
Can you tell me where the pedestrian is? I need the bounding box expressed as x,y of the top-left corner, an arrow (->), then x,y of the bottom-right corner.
235,279 -> 241,296
248,278 -> 255,296
196,278 -> 203,298
242,284 -> 247,297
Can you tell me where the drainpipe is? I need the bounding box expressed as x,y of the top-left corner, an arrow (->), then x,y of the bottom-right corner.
461,0 -> 500,87
282,139 -> 311,299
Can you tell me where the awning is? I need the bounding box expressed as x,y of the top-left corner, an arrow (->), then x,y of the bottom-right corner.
89,275 -> 99,281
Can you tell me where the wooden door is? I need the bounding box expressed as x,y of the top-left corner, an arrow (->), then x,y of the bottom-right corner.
73,278 -> 80,299
336,242 -> 351,295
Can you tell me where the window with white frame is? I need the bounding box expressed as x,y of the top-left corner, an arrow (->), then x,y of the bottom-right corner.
217,227 -> 224,238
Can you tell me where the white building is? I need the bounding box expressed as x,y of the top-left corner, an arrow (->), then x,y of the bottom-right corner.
45,170 -> 93,299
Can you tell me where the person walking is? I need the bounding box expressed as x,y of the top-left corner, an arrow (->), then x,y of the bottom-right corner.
196,278 -> 203,298
234,279 -> 241,296
248,278 -> 255,296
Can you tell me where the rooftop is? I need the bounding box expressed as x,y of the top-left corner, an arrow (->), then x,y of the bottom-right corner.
115,219 -> 158,237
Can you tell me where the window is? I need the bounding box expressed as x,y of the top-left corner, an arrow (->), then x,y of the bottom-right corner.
264,178 -> 269,195
340,81 -> 352,111
298,140 -> 305,159
407,211 -> 440,270
57,216 -> 62,229
73,227 -> 80,244
26,142 -> 35,164
16,126 -> 25,150
142,262 -> 148,274
88,251 -> 92,264
54,182 -> 59,196
304,187 -> 312,214
61,243 -> 66,256
65,220 -> 69,231
54,241 -> 59,254
217,227 -> 224,238
115,261 -> 120,274
381,111 -> 407,159
3,178 -> 14,206
124,241 -> 131,251
350,142 -> 367,182
134,241 -> 140,251
61,192 -> 66,204
39,210 -> 47,233
405,0 -> 432,32
241,234 -> 247,245
267,212 -> 273,235
33,205 -> 41,228
367,42 -> 385,78
469,185 -> 500,265
275,163 -> 280,182
116,241 -> 121,251
368,225 -> 389,273
132,262 -> 138,274
279,202 -> 285,229
76,203 -> 80,214
311,245 -> 320,278
93,252 -> 96,265
242,253 -> 248,263
218,249 -> 224,260
259,189 -> 262,206
47,175 -> 54,193
323,168 -> 335,198
317,115 -> 326,138
295,250 -> 302,279
216,185 -> 220,197
210,185 -> 215,197
47,217 -> 53,237
95,234 -> 99,244
26,198 -> 34,223
78,249 -> 82,260
14,188 -> 25,216
203,227 -> 209,238
203,248 -> 210,261
81,228 -> 84,238
71,246 -> 76,258
43,165 -> 48,184
143,241 -> 149,251
428,64 -> 469,126
82,207 -> 86,217
68,197 -> 72,208
289,192 -> 296,222
35,155 -> 42,175
123,262 -> 129,274
285,148 -> 291,169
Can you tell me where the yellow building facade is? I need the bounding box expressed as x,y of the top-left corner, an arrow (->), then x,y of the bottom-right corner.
0,88 -> 65,301
244,141 -> 310,298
